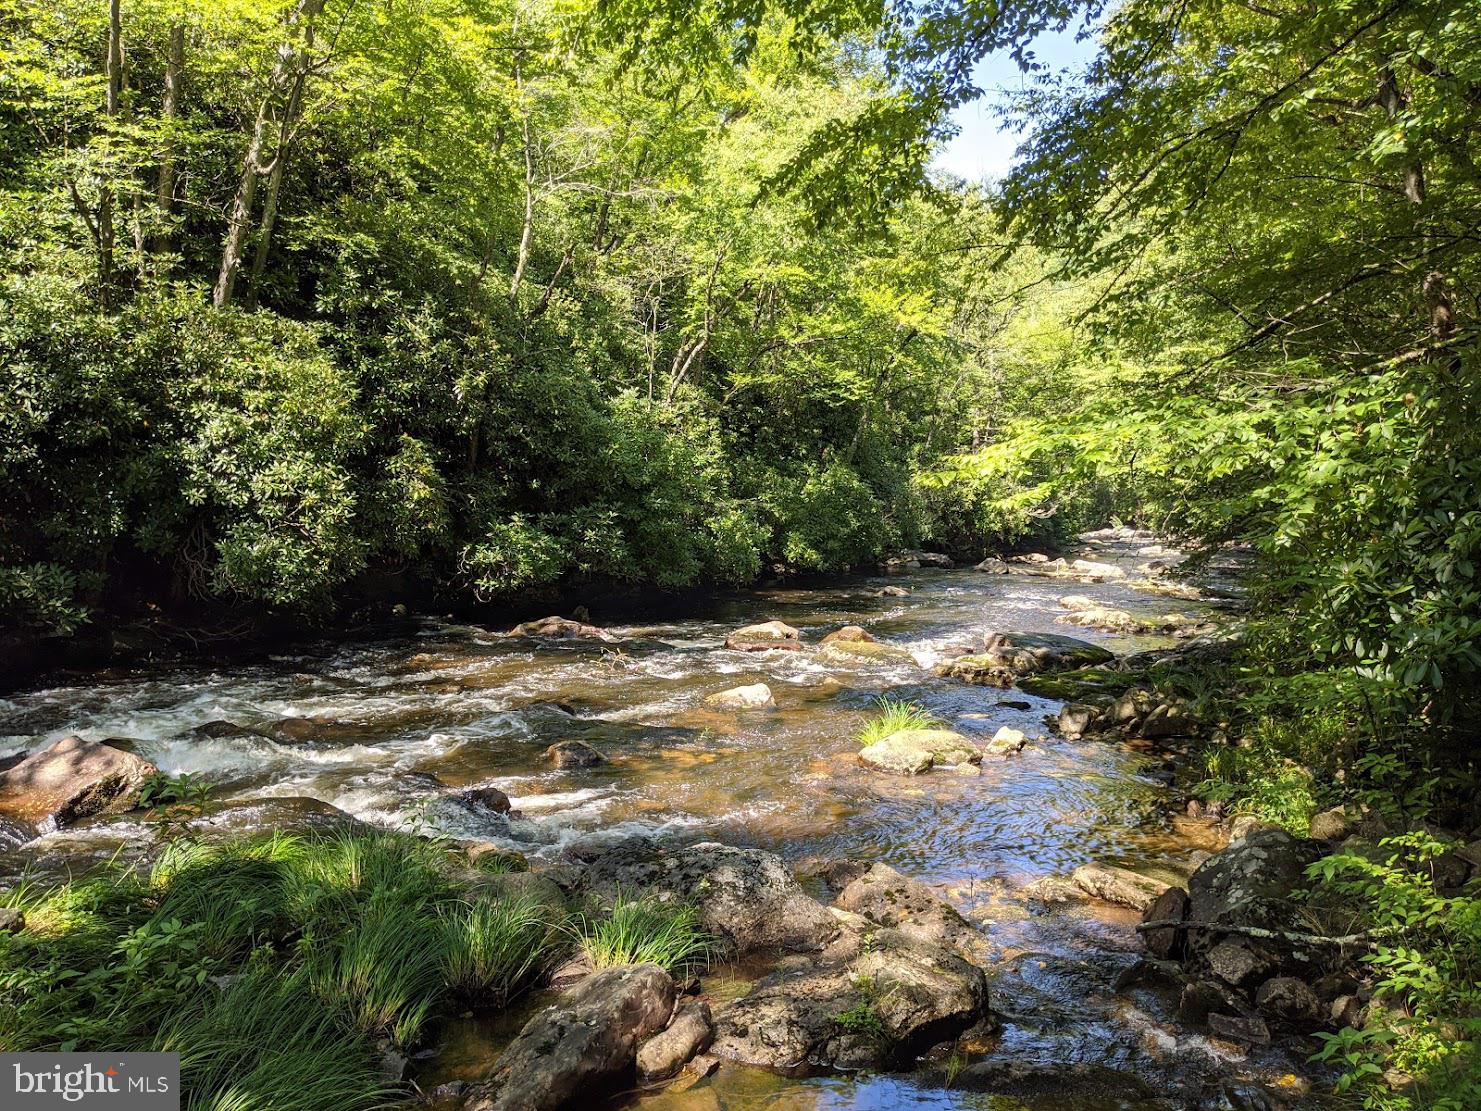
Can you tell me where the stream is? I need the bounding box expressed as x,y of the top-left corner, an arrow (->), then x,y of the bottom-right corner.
0,532 -> 1318,1110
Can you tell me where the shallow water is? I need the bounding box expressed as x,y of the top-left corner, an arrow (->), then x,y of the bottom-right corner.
0,540 -> 1316,1108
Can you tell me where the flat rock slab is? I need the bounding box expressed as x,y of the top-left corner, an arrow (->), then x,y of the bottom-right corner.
0,736 -> 156,834
579,839 -> 836,954
465,963 -> 674,1111
1070,863 -> 1171,911
711,924 -> 988,1071
704,683 -> 776,709
858,729 -> 980,775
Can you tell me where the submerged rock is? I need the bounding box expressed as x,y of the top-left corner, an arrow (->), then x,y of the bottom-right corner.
724,620 -> 802,652
579,839 -> 835,954
0,736 -> 156,836
710,924 -> 988,1070
455,785 -> 512,814
704,683 -> 776,710
545,740 -> 607,768
858,729 -> 980,775
465,963 -> 674,1111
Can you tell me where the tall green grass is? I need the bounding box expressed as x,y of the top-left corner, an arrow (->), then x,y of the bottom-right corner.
858,697 -> 944,745
570,893 -> 717,974
441,891 -> 566,1006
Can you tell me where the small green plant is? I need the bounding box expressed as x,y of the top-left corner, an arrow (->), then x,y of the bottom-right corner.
858,697 -> 943,745
1308,833 -> 1481,1110
138,772 -> 215,842
570,893 -> 717,974
834,999 -> 886,1037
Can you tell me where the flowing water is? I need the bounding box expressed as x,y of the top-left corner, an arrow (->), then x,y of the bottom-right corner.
0,536 -> 1316,1109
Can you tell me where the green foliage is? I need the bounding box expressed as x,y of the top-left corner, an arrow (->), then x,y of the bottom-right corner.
570,893 -> 717,973
858,696 -> 943,745
1308,834 -> 1481,1110
439,892 -> 566,1006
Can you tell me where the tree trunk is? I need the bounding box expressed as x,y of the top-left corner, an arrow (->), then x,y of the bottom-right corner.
153,23 -> 184,257
213,0 -> 325,308
98,0 -> 122,310
244,70 -> 306,309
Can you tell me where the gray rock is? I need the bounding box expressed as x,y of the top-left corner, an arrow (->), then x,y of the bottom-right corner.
724,620 -> 801,652
465,964 -> 673,1111
579,839 -> 835,954
858,729 -> 980,775
980,631 -> 1115,677
1141,887 -> 1189,960
0,736 -> 157,834
636,1000 -> 713,1082
1208,1012 -> 1271,1045
1057,703 -> 1098,738
703,683 -> 776,710
1186,828 -> 1321,946
981,727 -> 1027,756
1206,940 -> 1270,987
974,557 -> 1010,574
1255,976 -> 1322,1029
0,907 -> 23,933
545,740 -> 607,768
710,925 -> 987,1070
1069,863 -> 1170,911
507,615 -> 614,641
833,863 -> 988,963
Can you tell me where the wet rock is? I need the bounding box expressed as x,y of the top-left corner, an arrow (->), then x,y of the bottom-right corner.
1070,558 -> 1126,582
974,557 -> 1010,574
1060,605 -> 1143,633
833,863 -> 988,962
996,699 -> 1032,711
724,620 -> 802,652
456,786 -> 512,814
882,549 -> 953,569
507,615 -> 614,641
189,797 -> 371,841
820,625 -> 876,644
579,839 -> 835,954
1186,828 -> 1321,945
821,639 -> 915,663
981,727 -> 1027,756
1208,1012 -> 1271,1045
858,729 -> 980,775
1057,703 -> 1098,738
0,736 -> 156,833
189,719 -> 268,740
464,963 -> 674,1111
1069,863 -> 1170,911
1206,940 -> 1271,987
931,656 -> 1016,688
704,683 -> 776,710
0,907 -> 23,933
710,925 -> 987,1070
1142,887 -> 1189,959
1177,980 -> 1244,1026
636,999 -> 713,1082
545,740 -> 607,768
979,631 -> 1115,677
876,585 -> 910,597
1255,976 -> 1322,1029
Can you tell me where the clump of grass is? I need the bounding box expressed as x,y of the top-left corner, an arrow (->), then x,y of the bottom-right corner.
308,904 -> 446,1047
440,891 -> 566,1006
571,893 -> 717,974
858,696 -> 943,745
154,969 -> 395,1111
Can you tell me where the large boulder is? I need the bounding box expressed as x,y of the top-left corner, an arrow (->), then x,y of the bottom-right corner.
724,620 -> 802,652
711,924 -> 987,1070
0,736 -> 156,835
507,616 -> 614,641
931,656 -> 1017,688
832,863 -> 988,963
822,639 -> 914,664
464,964 -> 674,1111
1186,829 -> 1322,947
858,729 -> 980,776
704,683 -> 776,710
579,840 -> 836,954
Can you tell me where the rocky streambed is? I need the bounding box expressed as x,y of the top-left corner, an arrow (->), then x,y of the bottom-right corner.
1,529 -> 1366,1109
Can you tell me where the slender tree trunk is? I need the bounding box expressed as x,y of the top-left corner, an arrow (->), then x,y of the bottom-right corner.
98,0 -> 122,310
1378,65 -> 1426,205
245,71 -> 306,309
153,23 -> 184,257
213,0 -> 324,308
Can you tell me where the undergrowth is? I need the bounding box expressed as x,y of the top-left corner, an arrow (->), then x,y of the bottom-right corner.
570,893 -> 717,974
858,697 -> 944,746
